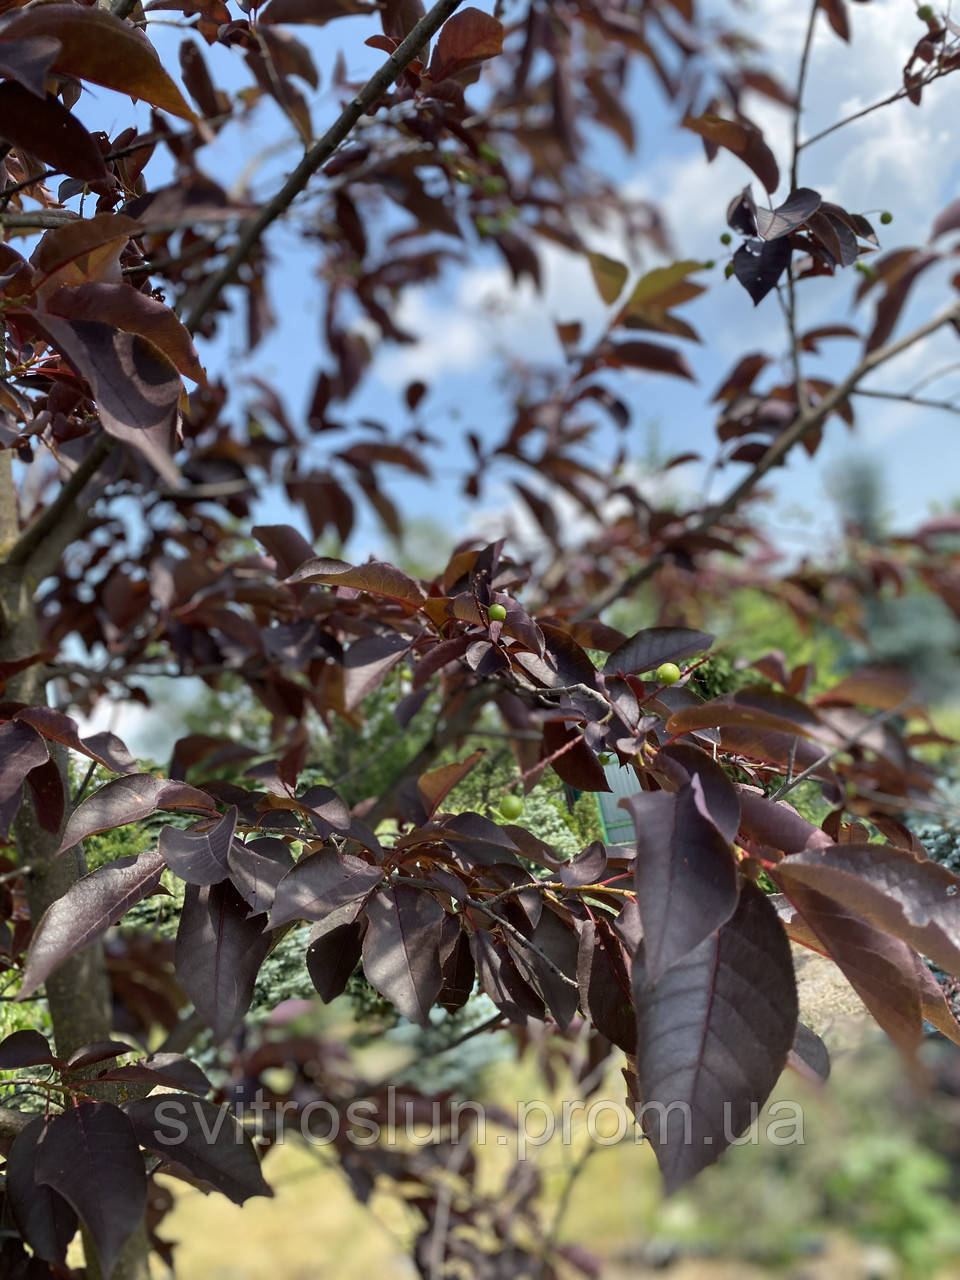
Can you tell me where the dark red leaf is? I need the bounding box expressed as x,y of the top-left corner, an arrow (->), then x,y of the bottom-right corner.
633,881 -> 797,1191
35,1102 -> 146,1280
19,850 -> 166,998
158,805 -> 237,885
604,627 -> 713,675
6,1118 -> 78,1266
174,880 -> 272,1040
269,849 -> 381,930
56,775 -> 215,854
0,84 -> 107,181
622,781 -> 738,982
362,882 -> 445,1025
427,7 -> 503,82
123,1094 -> 272,1203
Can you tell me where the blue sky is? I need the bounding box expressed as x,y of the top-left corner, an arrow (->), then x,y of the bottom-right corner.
44,0 -> 960,749
59,0 -> 960,563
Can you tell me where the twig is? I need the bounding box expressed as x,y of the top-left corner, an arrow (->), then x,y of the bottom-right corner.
182,0 -> 464,334
791,0 -> 819,192
769,698 -> 912,802
852,387 -> 960,415
538,1137 -> 597,1278
582,298 -> 960,619
799,61 -> 959,152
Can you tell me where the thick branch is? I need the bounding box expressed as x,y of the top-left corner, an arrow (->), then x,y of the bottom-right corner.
585,299 -> 960,618
182,0 -> 464,334
4,434 -> 114,579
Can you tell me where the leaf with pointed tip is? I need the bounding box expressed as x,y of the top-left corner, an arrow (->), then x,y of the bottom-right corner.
755,188 -> 821,240
343,632 -> 412,710
0,84 -> 107,181
159,806 -> 237,885
0,1028 -> 56,1069
270,849 -> 381,929
100,1053 -> 212,1095
780,843 -> 960,981
931,198 -> 960,241
31,316 -> 182,486
6,1118 -> 78,1265
427,6 -> 503,81
0,4 -> 195,120
652,743 -> 741,843
774,875 -> 924,1056
253,524 -> 316,577
57,774 -> 215,854
683,114 -> 779,192
588,252 -> 628,304
577,919 -> 635,1051
634,881 -> 797,1191
732,237 -> 791,305
306,916 -> 363,1002
35,1102 -> 146,1279
418,750 -> 485,818
604,627 -> 713,676
788,1022 -> 830,1084
542,720 -> 612,792
665,688 -> 823,738
362,883 -> 445,1025
46,283 -> 205,383
0,36 -> 61,98
623,781 -> 739,983
0,720 -> 49,805
228,837 -> 294,915
63,1040 -> 135,1072
14,707 -> 135,773
175,881 -> 272,1041
19,849 -> 166,998
285,558 -> 426,606
507,906 -> 579,1028
123,1094 -> 272,1204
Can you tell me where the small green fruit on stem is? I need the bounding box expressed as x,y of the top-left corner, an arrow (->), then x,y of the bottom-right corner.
488,603 -> 507,621
655,662 -> 682,685
499,794 -> 523,819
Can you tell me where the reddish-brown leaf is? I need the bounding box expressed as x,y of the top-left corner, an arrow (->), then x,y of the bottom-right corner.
45,284 -> 205,384
682,113 -> 779,193
427,6 -> 503,82
0,84 -> 107,182
0,6 -> 195,120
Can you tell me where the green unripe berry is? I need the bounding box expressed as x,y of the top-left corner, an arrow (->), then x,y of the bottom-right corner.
702,259 -> 715,269
655,662 -> 682,685
488,603 -> 507,621
499,794 -> 523,820
720,232 -> 732,245
917,4 -> 934,20
724,262 -> 736,279
880,210 -> 893,225
598,752 -> 613,766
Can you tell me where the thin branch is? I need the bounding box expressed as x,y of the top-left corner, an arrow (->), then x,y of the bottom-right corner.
182,0 -> 464,334
769,699 -> 912,802
799,60 -> 958,152
852,387 -> 960,415
790,0 -> 819,192
584,298 -> 960,619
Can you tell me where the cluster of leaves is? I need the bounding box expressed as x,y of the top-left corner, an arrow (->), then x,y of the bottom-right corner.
4,0 -> 960,1275
0,1028 -> 268,1277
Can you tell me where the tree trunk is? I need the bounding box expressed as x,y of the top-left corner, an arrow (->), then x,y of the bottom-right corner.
0,452 -> 150,1280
